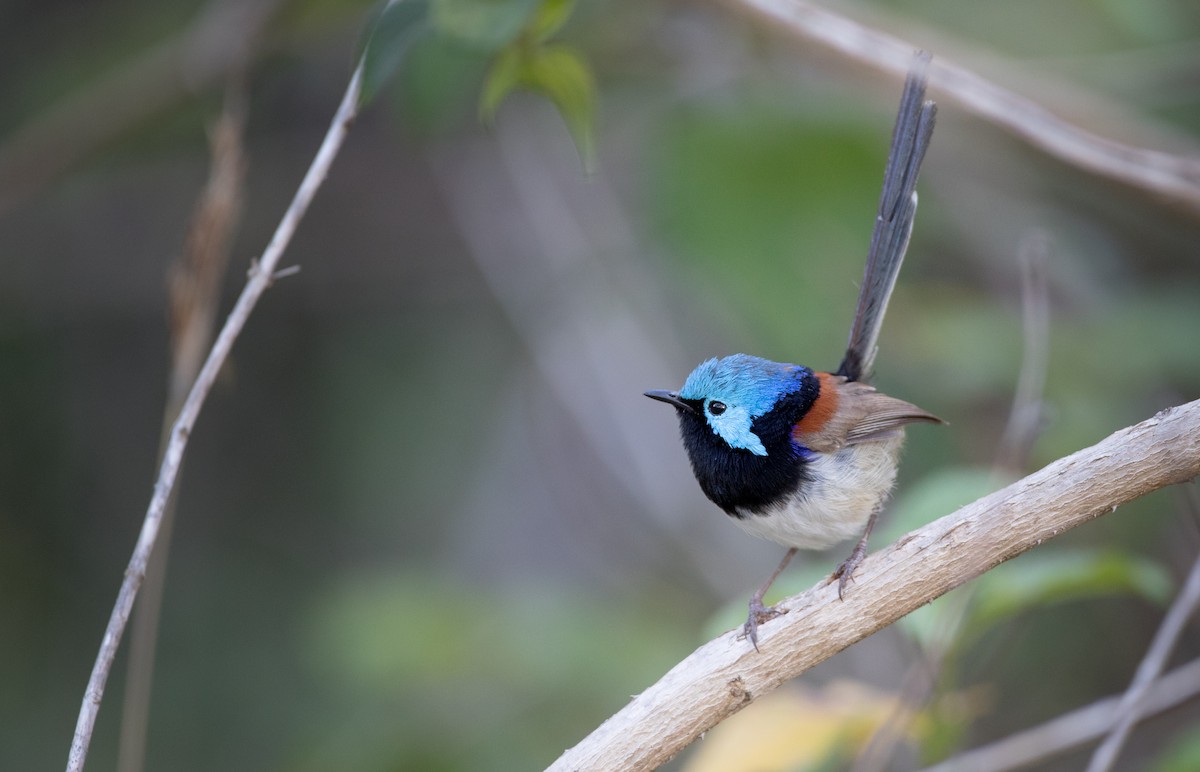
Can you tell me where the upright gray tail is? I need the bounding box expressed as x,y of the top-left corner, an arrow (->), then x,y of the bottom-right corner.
837,51 -> 937,383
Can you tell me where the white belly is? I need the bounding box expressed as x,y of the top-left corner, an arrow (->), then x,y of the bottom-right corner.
731,434 -> 904,550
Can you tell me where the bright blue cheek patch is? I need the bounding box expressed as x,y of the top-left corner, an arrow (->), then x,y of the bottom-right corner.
678,354 -> 811,457
708,406 -> 767,456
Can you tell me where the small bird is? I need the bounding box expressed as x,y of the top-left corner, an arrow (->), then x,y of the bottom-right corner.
645,52 -> 942,649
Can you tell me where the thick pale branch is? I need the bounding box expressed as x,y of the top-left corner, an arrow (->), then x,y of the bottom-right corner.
547,399 -> 1200,771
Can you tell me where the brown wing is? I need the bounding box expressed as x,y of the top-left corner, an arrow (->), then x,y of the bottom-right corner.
795,376 -> 942,453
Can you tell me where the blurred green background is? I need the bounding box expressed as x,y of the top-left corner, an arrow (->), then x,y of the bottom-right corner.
3,0 -> 1200,770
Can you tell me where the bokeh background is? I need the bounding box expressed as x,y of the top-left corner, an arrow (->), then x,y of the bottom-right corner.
4,0 -> 1200,769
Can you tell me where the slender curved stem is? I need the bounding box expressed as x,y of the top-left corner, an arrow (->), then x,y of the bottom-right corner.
64,62 -> 363,772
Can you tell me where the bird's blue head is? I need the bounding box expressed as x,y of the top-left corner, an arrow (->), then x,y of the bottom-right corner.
645,354 -> 820,515
647,354 -> 813,456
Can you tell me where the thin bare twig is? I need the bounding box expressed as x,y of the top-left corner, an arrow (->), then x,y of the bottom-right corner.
924,657 -> 1200,772
116,85 -> 249,772
995,232 -> 1050,475
548,400 -> 1200,770
1086,549 -> 1200,771
720,0 -> 1200,213
64,61 -> 362,772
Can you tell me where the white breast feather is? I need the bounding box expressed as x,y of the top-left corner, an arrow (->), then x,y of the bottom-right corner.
731,434 -> 905,550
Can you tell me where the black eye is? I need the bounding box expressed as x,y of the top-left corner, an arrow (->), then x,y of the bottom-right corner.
708,401 -> 726,416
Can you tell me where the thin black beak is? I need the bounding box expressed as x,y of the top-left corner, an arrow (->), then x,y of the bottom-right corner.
644,389 -> 698,415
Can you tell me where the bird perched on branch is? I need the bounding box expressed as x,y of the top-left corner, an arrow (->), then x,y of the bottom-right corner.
645,52 -> 942,649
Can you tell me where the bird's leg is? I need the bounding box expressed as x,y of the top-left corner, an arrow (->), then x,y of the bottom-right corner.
743,547 -> 798,650
830,509 -> 880,600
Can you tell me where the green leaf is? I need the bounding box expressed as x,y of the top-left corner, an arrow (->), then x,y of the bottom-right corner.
479,44 -> 523,122
479,42 -> 596,171
968,548 -> 1172,637
529,0 -> 575,41
359,0 -> 433,106
522,44 -> 598,171
431,0 -> 541,51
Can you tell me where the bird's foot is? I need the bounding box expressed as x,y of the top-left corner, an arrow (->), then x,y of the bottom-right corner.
830,542 -> 868,600
742,597 -> 784,651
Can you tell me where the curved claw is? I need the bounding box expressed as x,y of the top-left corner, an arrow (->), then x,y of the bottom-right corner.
830,543 -> 868,601
742,598 -> 784,651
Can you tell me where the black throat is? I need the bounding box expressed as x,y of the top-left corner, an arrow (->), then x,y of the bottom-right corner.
675,373 -> 820,517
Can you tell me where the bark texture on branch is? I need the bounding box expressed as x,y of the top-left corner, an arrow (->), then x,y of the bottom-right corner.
548,400 -> 1200,771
